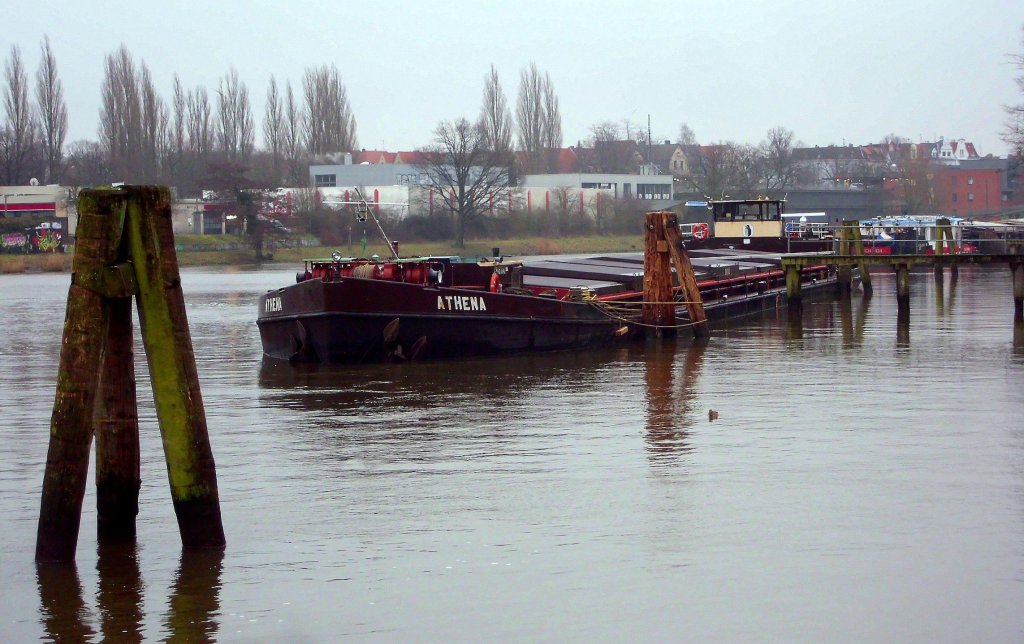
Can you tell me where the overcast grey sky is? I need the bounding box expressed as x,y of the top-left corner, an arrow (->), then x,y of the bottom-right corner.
6,0 -> 1024,156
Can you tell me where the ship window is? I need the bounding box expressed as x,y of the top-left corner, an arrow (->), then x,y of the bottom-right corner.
314,174 -> 337,188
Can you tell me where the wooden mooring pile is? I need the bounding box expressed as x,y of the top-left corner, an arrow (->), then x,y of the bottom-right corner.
35,186 -> 224,563
781,218 -> 1024,323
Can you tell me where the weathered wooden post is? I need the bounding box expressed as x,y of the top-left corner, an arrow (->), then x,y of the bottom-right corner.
124,186 -> 225,549
847,219 -> 872,296
96,294 -> 141,541
895,262 -> 911,322
836,221 -> 853,295
1012,259 -> 1023,322
36,190 -> 127,562
785,263 -> 802,309
37,186 -> 225,563
663,212 -> 709,338
642,211 -> 675,334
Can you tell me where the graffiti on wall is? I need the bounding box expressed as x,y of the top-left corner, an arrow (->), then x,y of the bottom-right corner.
1,232 -> 27,251
33,228 -> 62,252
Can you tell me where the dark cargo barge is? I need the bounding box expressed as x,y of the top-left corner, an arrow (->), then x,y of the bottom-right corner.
257,249 -> 838,363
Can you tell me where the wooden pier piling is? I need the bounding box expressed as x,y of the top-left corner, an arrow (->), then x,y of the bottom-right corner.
36,186 -> 224,563
837,221 -> 853,296
125,187 -> 225,549
96,295 -> 141,541
36,190 -> 127,562
847,220 -> 872,296
895,263 -> 911,319
642,211 -> 707,338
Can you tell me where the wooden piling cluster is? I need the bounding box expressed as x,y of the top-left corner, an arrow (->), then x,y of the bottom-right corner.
36,186 -> 225,563
642,211 -> 708,338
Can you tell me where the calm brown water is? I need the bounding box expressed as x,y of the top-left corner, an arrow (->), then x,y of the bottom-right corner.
1,265 -> 1022,642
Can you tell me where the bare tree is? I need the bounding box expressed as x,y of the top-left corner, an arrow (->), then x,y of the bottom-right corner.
677,123 -> 697,146
759,126 -> 798,193
515,62 -> 545,172
283,80 -> 304,185
170,75 -> 186,167
515,63 -> 562,173
35,36 -> 67,183
187,85 -> 213,157
541,73 -> 562,151
263,75 -> 284,183
139,64 -> 165,182
2,44 -> 38,184
417,118 -> 511,247
217,68 -> 254,162
63,139 -> 111,189
1004,24 -> 1024,156
99,45 -> 139,180
478,64 -> 512,155
302,64 -> 357,156
683,142 -> 761,198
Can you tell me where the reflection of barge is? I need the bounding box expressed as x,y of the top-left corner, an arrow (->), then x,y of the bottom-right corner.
257,248 -> 838,364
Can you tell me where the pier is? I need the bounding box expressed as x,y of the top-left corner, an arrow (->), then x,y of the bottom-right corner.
781,220 -> 1024,322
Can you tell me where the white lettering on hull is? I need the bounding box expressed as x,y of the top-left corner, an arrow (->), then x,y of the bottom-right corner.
437,295 -> 487,312
265,296 -> 283,313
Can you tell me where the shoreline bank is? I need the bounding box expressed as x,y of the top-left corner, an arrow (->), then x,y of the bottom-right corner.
0,233 -> 645,275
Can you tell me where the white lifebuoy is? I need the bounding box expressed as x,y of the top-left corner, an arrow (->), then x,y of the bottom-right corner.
691,223 -> 709,240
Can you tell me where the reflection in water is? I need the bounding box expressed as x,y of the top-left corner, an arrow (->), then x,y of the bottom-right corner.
97,541 -> 144,643
163,549 -> 225,642
786,307 -> 803,341
644,338 -> 705,461
934,270 -> 945,314
840,295 -> 871,349
896,313 -> 910,350
37,562 -> 95,642
1014,320 -> 1024,359
36,545 -> 224,642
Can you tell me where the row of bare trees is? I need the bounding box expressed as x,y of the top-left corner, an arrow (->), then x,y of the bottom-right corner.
1,39 -> 67,185
3,40 -> 361,195
92,46 -> 359,194
476,62 -> 562,172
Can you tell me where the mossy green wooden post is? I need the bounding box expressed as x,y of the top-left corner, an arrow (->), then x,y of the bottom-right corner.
847,219 -> 872,296
36,190 -> 126,562
836,221 -> 852,295
124,186 -> 225,549
95,294 -> 141,541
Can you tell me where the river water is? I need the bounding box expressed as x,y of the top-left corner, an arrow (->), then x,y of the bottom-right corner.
1,265 -> 1022,642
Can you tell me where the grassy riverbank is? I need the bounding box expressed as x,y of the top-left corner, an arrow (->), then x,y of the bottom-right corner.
0,233 -> 645,274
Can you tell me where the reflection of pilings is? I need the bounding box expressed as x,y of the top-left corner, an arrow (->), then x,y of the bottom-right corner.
787,306 -> 803,340
164,549 -> 225,642
855,294 -> 870,346
897,313 -> 910,348
840,296 -> 853,348
1013,260 -> 1023,322
935,270 -> 945,313
37,563 -> 95,642
97,541 -> 144,642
